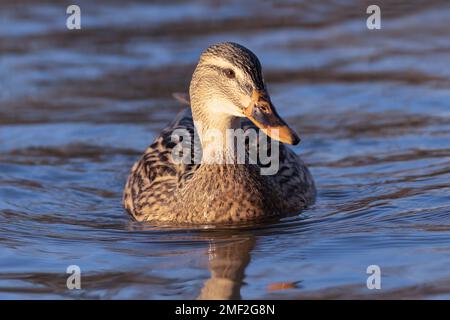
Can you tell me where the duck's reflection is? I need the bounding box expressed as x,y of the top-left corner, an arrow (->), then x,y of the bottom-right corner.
197,235 -> 255,300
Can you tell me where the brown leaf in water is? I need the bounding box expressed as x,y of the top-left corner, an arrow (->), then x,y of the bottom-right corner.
267,282 -> 297,291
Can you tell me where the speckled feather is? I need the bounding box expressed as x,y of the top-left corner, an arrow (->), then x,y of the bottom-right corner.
123,108 -> 316,224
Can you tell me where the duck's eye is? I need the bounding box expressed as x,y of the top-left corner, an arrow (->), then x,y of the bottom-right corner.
223,68 -> 235,79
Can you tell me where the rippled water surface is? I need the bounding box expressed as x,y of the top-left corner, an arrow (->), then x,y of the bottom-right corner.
1,0 -> 450,299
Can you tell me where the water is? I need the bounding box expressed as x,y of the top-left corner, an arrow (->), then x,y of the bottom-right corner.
1,0 -> 450,299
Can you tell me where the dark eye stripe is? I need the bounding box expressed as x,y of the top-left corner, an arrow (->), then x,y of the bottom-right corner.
242,82 -> 253,95
204,65 -> 236,77
223,68 -> 235,78
203,64 -> 255,94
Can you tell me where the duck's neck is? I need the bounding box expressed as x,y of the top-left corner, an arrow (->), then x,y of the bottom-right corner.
193,108 -> 241,164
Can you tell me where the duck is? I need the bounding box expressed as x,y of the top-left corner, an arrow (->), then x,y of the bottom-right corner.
123,42 -> 316,224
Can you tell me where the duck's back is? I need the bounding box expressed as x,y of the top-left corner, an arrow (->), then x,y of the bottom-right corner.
123,109 -> 200,221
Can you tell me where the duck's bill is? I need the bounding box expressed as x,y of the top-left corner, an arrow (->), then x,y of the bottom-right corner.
243,89 -> 300,145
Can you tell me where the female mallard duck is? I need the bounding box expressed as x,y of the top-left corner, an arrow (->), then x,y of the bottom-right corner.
123,42 -> 316,224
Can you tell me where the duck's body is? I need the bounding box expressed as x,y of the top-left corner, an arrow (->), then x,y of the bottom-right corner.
123,109 -> 315,223
123,42 -> 316,224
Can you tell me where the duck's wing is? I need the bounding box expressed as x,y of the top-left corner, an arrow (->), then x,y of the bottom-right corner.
123,108 -> 201,221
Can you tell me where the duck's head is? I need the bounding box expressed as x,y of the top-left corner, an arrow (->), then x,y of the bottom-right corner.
189,42 -> 300,145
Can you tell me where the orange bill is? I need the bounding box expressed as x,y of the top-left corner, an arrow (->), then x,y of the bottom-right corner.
243,89 -> 300,145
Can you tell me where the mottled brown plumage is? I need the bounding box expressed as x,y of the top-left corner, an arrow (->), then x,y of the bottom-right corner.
123,42 -> 316,224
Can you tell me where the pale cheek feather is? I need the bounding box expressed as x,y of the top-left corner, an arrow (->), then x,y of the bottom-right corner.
206,97 -> 244,117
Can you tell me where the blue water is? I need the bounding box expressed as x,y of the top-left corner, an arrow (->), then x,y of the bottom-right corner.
0,0 -> 449,299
